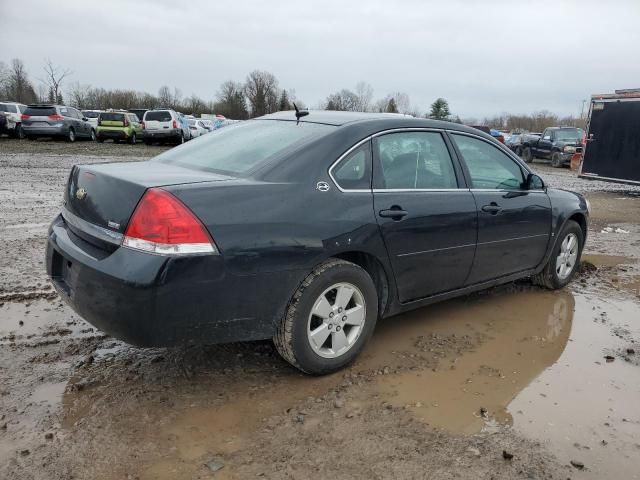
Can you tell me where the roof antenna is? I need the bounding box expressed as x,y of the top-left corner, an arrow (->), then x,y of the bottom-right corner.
293,103 -> 309,125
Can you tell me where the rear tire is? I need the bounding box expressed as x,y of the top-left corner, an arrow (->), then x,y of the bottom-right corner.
129,132 -> 137,145
551,151 -> 563,168
532,220 -> 584,290
521,146 -> 533,163
13,124 -> 25,139
67,128 -> 76,143
274,259 -> 378,375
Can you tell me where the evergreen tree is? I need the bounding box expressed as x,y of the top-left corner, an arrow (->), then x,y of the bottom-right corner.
429,98 -> 451,120
385,97 -> 398,113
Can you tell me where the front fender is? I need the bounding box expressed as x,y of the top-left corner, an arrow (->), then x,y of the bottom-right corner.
535,188 -> 589,272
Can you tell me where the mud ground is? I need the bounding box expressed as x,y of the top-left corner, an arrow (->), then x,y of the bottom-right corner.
1,140 -> 639,479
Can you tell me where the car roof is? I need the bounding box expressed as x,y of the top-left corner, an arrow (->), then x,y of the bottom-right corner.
258,110 -> 489,136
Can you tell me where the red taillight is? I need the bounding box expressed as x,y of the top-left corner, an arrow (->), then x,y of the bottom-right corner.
123,188 -> 217,255
123,117 -> 129,127
21,114 -> 30,121
48,114 -> 64,120
172,119 -> 177,129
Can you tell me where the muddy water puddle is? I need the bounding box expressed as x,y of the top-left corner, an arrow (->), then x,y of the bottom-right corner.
0,298 -> 96,344
373,290 -> 575,434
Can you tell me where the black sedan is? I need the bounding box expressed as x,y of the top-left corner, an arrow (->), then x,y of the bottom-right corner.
46,111 -> 589,374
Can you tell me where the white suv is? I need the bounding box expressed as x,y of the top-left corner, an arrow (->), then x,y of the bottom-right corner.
0,101 -> 27,138
142,109 -> 190,145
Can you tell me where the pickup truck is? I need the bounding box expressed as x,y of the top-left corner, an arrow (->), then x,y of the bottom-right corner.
519,127 -> 584,167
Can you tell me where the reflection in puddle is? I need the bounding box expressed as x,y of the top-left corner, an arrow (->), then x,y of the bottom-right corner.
373,290 -> 574,433
510,295 -> 640,479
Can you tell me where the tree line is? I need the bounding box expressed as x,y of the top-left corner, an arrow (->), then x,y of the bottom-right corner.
1,56 -> 584,129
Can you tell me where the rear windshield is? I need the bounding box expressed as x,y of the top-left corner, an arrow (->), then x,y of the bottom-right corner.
82,111 -> 100,118
23,106 -> 56,116
0,104 -> 18,113
154,120 -> 336,175
99,112 -> 125,121
145,110 -> 172,121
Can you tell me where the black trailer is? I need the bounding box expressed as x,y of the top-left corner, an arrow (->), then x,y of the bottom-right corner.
580,90 -> 640,185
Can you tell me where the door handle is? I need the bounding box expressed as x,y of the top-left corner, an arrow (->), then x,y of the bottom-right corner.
379,206 -> 408,220
481,203 -> 502,214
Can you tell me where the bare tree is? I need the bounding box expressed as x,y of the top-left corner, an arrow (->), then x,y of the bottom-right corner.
67,82 -> 91,109
324,89 -> 359,111
354,81 -> 374,112
42,58 -> 71,104
215,80 -> 248,119
244,70 -> 280,117
157,85 -> 172,107
3,59 -> 38,103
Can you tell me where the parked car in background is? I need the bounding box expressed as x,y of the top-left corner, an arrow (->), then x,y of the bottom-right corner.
0,101 -> 27,138
142,109 -> 190,145
469,125 -> 490,135
21,104 -> 95,142
81,110 -> 102,130
46,111 -> 589,375
490,129 -> 505,143
505,132 -> 523,152
187,118 -> 208,137
199,119 -> 215,132
128,109 -> 148,122
0,109 -> 8,135
97,111 -> 143,144
519,127 -> 585,167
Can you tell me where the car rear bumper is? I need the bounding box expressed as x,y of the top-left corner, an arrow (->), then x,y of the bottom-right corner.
97,129 -> 130,140
45,214 -> 298,346
23,125 -> 68,136
144,129 -> 182,140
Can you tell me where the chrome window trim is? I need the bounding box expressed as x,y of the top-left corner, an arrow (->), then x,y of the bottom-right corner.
61,207 -> 123,245
446,128 -> 533,173
373,188 -> 467,193
328,136 -> 372,193
329,128 -> 467,193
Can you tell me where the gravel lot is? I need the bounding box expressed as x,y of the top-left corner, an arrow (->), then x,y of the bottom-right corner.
1,140 -> 639,480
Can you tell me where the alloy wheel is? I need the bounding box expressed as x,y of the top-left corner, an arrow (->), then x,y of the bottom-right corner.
556,233 -> 578,280
307,282 -> 366,359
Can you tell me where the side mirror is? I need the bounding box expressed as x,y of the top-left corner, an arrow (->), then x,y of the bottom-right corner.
526,173 -> 545,190
82,117 -> 89,122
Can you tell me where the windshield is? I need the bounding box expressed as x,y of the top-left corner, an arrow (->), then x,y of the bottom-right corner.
82,111 -> 100,118
154,120 -> 336,175
556,128 -> 583,141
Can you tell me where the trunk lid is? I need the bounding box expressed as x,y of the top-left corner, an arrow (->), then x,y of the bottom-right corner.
64,162 -> 232,245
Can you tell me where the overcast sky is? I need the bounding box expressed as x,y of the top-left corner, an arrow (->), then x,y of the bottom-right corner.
1,0 -> 639,118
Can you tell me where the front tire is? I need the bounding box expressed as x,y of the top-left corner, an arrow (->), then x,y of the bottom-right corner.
13,124 -> 25,139
129,132 -> 137,145
521,146 -> 533,163
274,259 -> 378,375
551,151 -> 563,168
533,220 -> 584,290
67,128 -> 76,143
89,129 -> 96,142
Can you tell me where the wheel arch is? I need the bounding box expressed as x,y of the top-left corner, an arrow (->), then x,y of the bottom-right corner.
332,251 -> 392,317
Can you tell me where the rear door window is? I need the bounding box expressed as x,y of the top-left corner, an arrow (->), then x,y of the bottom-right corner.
451,133 -> 525,190
374,131 -> 458,189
